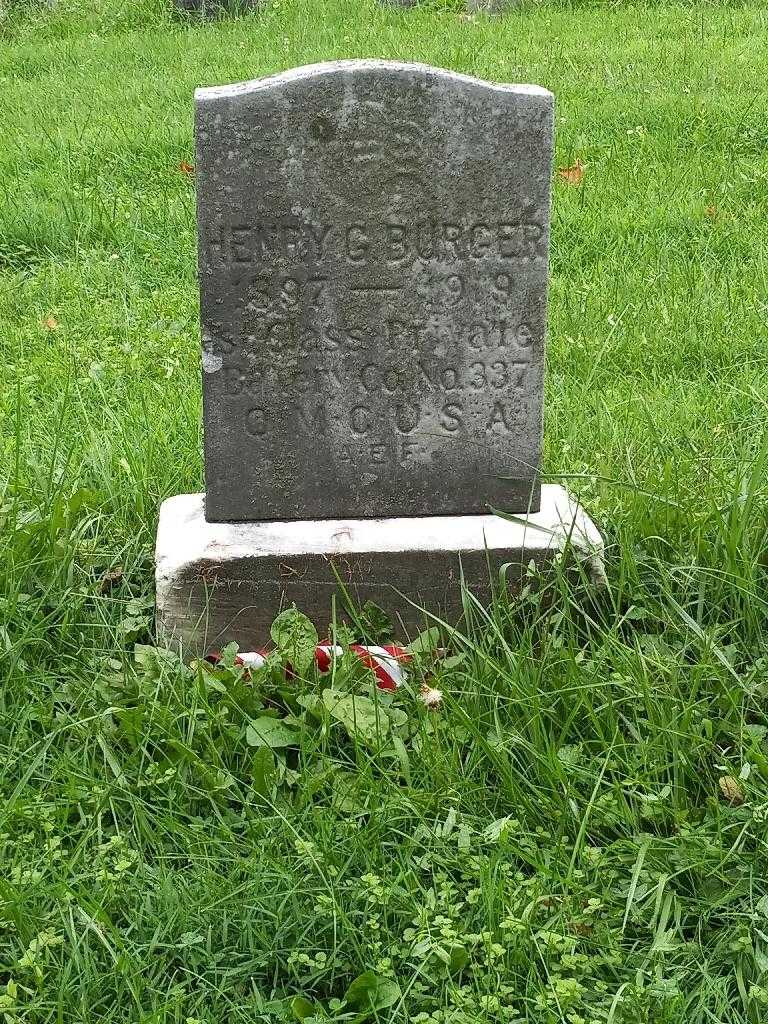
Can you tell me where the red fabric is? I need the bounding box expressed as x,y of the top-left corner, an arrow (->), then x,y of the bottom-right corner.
204,644 -> 411,690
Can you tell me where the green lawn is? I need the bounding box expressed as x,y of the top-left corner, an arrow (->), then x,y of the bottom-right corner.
2,0 -> 768,1021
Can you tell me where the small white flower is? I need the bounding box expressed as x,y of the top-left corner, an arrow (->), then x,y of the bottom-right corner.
420,685 -> 443,710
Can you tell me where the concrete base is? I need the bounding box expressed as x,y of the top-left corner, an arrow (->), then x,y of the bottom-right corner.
155,486 -> 603,653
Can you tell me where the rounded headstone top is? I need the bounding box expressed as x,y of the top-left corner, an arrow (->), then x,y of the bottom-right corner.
195,61 -> 554,522
195,60 -> 553,105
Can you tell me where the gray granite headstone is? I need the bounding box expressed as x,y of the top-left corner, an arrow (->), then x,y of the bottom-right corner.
195,61 -> 553,523
376,1 -> 515,10
174,0 -> 262,14
466,0 -> 516,11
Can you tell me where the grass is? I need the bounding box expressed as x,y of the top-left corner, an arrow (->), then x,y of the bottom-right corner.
1,0 -> 768,1020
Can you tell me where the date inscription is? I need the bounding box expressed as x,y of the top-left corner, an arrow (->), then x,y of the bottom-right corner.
203,207 -> 546,483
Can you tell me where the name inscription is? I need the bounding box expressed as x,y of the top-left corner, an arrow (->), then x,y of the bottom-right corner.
204,208 -> 544,478
208,215 -> 547,267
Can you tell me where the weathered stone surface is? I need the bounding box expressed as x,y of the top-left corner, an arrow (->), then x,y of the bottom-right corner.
466,0 -> 516,12
195,61 -> 554,522
174,0 -> 262,14
376,1 -> 516,13
376,1 -> 516,12
155,486 -> 603,652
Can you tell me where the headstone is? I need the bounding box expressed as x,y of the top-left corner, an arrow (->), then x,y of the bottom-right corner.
376,1 -> 516,12
466,0 -> 516,11
156,62 -> 603,652
196,61 -> 553,522
173,0 -> 262,15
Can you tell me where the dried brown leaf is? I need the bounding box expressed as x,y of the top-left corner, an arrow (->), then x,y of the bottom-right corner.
99,566 -> 124,594
557,158 -> 585,186
43,316 -> 59,330
718,775 -> 744,805
179,160 -> 195,175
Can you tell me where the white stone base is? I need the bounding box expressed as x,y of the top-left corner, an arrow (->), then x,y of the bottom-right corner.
155,486 -> 604,652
